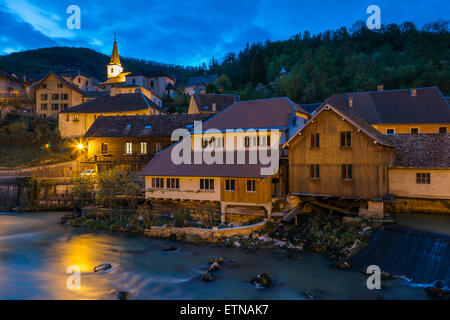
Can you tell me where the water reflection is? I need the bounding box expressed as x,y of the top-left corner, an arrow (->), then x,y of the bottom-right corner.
0,212 -> 431,300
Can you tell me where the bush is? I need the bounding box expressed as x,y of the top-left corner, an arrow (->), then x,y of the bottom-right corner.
173,208 -> 189,227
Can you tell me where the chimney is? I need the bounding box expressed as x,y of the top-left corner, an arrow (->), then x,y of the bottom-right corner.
349,96 -> 353,107
377,84 -> 384,91
212,103 -> 216,112
411,88 -> 417,96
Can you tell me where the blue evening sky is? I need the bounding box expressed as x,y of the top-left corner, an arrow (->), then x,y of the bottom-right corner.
0,0 -> 448,66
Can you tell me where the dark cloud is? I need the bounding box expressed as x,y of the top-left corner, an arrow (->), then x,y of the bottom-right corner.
0,0 -> 448,65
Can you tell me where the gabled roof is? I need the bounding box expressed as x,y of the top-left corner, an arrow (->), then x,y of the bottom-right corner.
33,71 -> 83,93
387,134 -> 450,168
85,114 -> 211,138
59,92 -> 162,114
0,70 -> 25,85
284,101 -> 395,148
326,87 -> 450,124
297,102 -> 322,114
140,145 -> 276,178
176,74 -> 218,88
192,94 -> 240,113
200,97 -> 309,132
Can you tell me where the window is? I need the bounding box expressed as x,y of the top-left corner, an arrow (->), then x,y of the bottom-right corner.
57,83 -> 63,88
244,136 -> 250,148
140,142 -> 147,154
150,80 -> 154,87
310,164 -> 320,179
200,178 -> 214,191
73,114 -> 79,121
246,179 -> 256,192
51,104 -> 59,110
225,179 -> 235,192
66,114 -> 69,121
42,84 -> 47,89
41,94 -> 48,100
151,177 -> 164,189
125,142 -> 133,154
439,127 -> 447,133
101,143 -> 108,154
61,93 -> 69,100
166,178 -> 180,189
155,142 -> 161,153
132,79 -> 136,84
386,129 -> 395,134
311,133 -> 320,148
341,164 -> 353,180
40,103 -> 47,110
340,131 -> 351,147
416,173 -> 430,184
411,128 -> 419,134
52,93 -> 59,100
61,103 -> 68,109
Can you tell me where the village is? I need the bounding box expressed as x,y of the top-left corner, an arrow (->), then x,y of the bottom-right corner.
0,35 -> 449,300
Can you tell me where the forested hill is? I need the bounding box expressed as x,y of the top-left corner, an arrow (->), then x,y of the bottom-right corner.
209,20 -> 450,103
0,47 -> 202,81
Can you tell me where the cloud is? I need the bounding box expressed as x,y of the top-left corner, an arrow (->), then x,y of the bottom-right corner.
0,0 -> 448,66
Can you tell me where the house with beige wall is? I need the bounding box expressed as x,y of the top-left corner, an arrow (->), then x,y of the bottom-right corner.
0,70 -> 29,98
34,72 -> 83,119
126,71 -> 176,99
387,134 -> 450,214
325,87 -> 450,134
58,91 -> 164,138
141,97 -> 310,220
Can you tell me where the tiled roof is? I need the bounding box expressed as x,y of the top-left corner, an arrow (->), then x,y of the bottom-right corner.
85,114 -> 211,138
81,91 -> 108,98
297,102 -> 322,114
33,71 -> 82,93
192,94 -> 240,113
285,100 -> 395,148
140,145 -> 277,178
0,70 -> 24,84
388,133 -> 450,168
326,87 -> 450,124
59,92 -> 162,114
200,97 -> 307,131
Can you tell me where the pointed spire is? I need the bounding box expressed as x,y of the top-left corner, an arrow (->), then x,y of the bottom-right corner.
110,33 -> 121,66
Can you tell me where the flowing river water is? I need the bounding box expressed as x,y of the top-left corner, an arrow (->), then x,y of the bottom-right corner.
0,211 -> 436,300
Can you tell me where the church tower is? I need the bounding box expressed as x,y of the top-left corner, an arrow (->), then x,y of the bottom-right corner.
107,33 -> 124,79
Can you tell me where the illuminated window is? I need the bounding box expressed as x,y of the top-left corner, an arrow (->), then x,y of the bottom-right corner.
140,142 -> 147,154
125,142 -> 133,154
73,114 -> 79,121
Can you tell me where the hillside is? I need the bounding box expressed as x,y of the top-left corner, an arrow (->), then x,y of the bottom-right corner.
0,47 -> 203,81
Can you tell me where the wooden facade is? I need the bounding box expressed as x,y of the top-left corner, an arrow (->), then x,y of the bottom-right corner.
83,136 -> 171,172
287,109 -> 395,199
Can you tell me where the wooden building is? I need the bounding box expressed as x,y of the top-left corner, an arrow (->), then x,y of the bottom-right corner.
82,114 -> 210,173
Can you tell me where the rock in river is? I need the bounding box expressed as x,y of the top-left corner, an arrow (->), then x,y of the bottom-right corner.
250,273 -> 273,288
201,272 -> 215,282
208,262 -> 221,272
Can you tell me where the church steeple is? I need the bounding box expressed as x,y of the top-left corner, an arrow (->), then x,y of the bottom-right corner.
107,33 -> 124,79
109,32 -> 121,66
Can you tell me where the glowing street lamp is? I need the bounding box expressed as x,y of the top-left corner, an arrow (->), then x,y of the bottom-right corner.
77,143 -> 84,150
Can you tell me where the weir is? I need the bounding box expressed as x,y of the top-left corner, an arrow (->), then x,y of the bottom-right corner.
350,225 -> 449,284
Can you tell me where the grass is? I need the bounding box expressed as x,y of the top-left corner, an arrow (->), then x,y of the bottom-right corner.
0,145 -> 73,168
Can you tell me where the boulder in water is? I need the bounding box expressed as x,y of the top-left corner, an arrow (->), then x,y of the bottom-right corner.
425,287 -> 449,300
201,272 -> 215,282
118,291 -> 129,300
94,263 -> 112,272
208,262 -> 221,272
251,273 -> 273,288
209,257 -> 224,265
163,245 -> 178,251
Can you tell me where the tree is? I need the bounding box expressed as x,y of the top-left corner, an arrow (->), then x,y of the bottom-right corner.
250,52 -> 267,86
214,74 -> 232,92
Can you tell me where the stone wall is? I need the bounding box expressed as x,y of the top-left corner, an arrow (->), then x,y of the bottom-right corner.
143,221 -> 266,242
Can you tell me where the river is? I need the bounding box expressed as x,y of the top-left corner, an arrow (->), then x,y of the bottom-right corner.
0,211 -> 433,300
